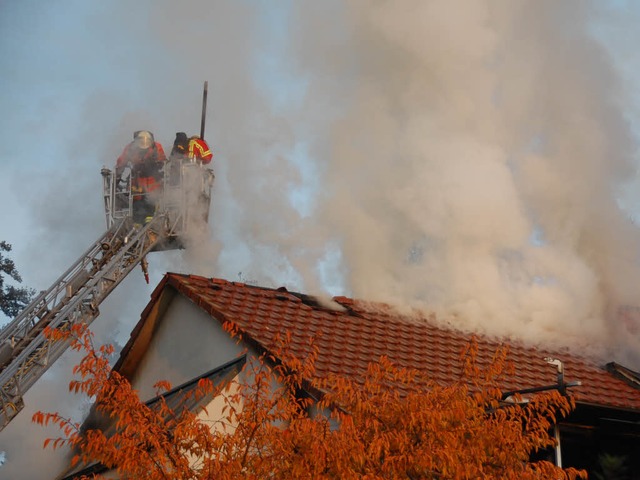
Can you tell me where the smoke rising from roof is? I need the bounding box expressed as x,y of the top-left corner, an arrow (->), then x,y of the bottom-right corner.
2,1 -> 640,477
261,1 -> 640,364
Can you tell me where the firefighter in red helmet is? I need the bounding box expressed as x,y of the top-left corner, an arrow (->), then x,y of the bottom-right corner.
116,130 -> 167,223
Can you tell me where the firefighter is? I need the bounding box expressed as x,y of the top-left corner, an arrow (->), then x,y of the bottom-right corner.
167,132 -> 213,185
116,130 -> 167,223
168,132 -> 212,164
188,135 -> 213,164
167,132 -> 189,186
170,131 -> 189,160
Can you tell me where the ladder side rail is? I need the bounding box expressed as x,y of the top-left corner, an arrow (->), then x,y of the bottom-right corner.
0,219 -> 130,343
201,167 -> 215,224
10,244 -> 102,342
161,161 -> 187,236
116,168 -> 133,223
14,234 -> 154,392
0,218 -> 133,377
104,166 -> 135,227
179,163 -> 199,235
102,167 -> 114,229
180,161 -> 197,234
1,244 -> 100,340
0,218 -> 131,342
0,219 -> 162,430
0,219 -> 160,388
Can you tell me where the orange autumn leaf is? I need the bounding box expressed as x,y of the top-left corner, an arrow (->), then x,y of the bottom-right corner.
36,326 -> 586,480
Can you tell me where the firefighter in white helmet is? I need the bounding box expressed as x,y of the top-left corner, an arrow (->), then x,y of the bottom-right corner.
115,130 -> 167,223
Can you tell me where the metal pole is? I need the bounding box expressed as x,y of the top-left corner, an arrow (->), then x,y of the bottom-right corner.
200,81 -> 208,140
554,424 -> 563,467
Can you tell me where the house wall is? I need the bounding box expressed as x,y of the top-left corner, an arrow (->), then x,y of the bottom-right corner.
130,295 -> 244,401
63,292 -> 295,478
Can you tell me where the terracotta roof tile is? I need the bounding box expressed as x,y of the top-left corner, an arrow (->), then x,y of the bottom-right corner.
163,273 -> 640,412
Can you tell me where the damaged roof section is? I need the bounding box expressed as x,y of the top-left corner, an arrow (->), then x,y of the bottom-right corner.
606,362 -> 640,391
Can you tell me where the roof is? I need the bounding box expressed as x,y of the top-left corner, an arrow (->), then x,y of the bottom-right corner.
118,273 -> 640,413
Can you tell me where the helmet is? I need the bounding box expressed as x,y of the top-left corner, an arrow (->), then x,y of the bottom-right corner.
172,132 -> 188,154
134,130 -> 153,149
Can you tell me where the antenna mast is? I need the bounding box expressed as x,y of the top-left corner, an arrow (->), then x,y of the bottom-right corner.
200,81 -> 208,139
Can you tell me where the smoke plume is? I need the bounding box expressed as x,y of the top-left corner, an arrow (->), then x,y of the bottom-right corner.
2,1 -> 640,477
256,1 -> 640,363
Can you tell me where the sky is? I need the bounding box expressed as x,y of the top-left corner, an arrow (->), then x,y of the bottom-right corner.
2,0 -> 640,477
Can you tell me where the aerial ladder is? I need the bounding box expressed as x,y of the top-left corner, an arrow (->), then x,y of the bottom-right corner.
0,83 -> 214,432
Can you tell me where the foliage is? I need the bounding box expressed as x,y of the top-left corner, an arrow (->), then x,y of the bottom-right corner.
35,322 -> 586,479
0,241 -> 35,318
593,453 -> 629,480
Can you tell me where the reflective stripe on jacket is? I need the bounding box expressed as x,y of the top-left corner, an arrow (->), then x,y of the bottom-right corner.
188,138 -> 213,164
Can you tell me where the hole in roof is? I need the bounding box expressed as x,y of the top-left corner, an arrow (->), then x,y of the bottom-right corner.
606,362 -> 640,390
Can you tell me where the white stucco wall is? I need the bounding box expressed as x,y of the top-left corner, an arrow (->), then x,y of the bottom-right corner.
130,295 -> 243,401
70,292 -> 310,478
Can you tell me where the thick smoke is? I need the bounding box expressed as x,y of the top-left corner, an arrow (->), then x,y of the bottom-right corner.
267,1 -> 640,362
2,1 -> 640,477
205,0 -> 640,363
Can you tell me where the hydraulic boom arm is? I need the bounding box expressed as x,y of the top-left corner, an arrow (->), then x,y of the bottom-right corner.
0,216 -> 165,431
0,82 -> 215,432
